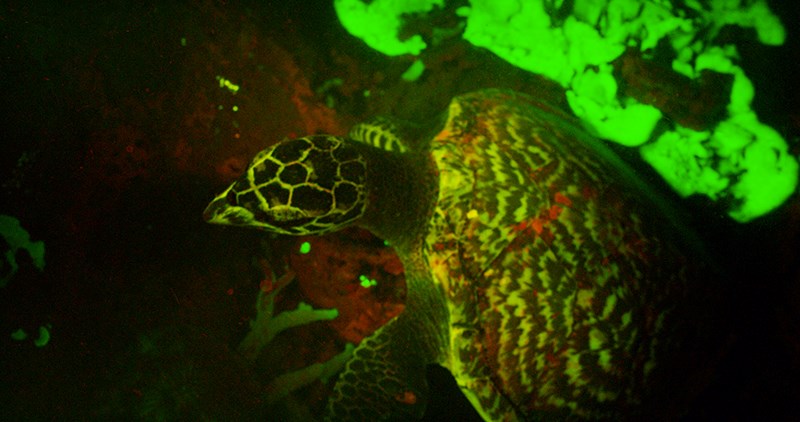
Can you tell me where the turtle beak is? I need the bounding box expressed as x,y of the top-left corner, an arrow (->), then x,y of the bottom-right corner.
203,186 -> 235,224
203,187 -> 261,227
203,195 -> 227,223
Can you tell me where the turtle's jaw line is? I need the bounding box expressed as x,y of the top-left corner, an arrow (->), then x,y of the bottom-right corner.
203,196 -> 257,228
203,184 -> 238,224
202,202 -> 218,223
204,196 -> 299,234
202,195 -> 230,224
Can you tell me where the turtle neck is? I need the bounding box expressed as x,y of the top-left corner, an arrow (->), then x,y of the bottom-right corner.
355,142 -> 438,258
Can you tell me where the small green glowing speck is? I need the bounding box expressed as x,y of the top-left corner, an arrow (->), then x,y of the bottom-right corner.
358,274 -> 377,288
215,75 -> 240,94
217,104 -> 224,111
299,241 -> 311,254
383,239 -> 389,246
363,89 -> 371,97
232,105 -> 239,112
180,37 -> 187,47
33,325 -> 50,348
11,328 -> 27,341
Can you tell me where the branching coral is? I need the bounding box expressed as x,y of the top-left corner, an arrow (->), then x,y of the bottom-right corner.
264,343 -> 355,405
236,267 -> 354,407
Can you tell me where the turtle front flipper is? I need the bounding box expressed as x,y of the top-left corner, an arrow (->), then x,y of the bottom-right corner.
325,315 -> 430,421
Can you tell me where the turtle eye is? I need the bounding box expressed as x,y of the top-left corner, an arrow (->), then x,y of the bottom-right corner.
226,190 -> 237,206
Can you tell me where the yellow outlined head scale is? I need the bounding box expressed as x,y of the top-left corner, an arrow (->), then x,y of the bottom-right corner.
204,135 -> 367,235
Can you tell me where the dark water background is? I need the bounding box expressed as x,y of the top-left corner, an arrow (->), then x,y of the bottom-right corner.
1,1 -> 799,420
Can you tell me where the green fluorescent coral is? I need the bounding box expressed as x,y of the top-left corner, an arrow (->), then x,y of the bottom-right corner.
460,1 -> 574,85
401,59 -> 426,81
333,0 -> 797,221
1,215 -> 45,287
566,64 -> 662,147
334,0 -> 444,56
646,42 -> 798,221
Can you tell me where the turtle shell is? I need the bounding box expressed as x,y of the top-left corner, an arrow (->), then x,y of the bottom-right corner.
423,90 -> 715,419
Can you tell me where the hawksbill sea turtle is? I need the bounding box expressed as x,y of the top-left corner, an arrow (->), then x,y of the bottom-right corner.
203,89 -> 723,420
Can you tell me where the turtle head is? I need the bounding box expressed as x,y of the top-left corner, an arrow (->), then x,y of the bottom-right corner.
203,135 -> 368,235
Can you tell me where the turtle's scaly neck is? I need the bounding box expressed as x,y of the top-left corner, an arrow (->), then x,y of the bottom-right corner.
354,141 -> 449,362
355,142 -> 436,256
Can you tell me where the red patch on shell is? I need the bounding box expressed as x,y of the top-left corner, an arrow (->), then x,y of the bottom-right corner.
531,218 -> 544,235
581,186 -> 597,200
548,205 -> 563,219
394,391 -> 417,405
554,192 -> 573,207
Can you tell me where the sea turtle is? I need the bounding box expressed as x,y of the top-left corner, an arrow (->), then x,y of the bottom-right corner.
203,89 -> 720,420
